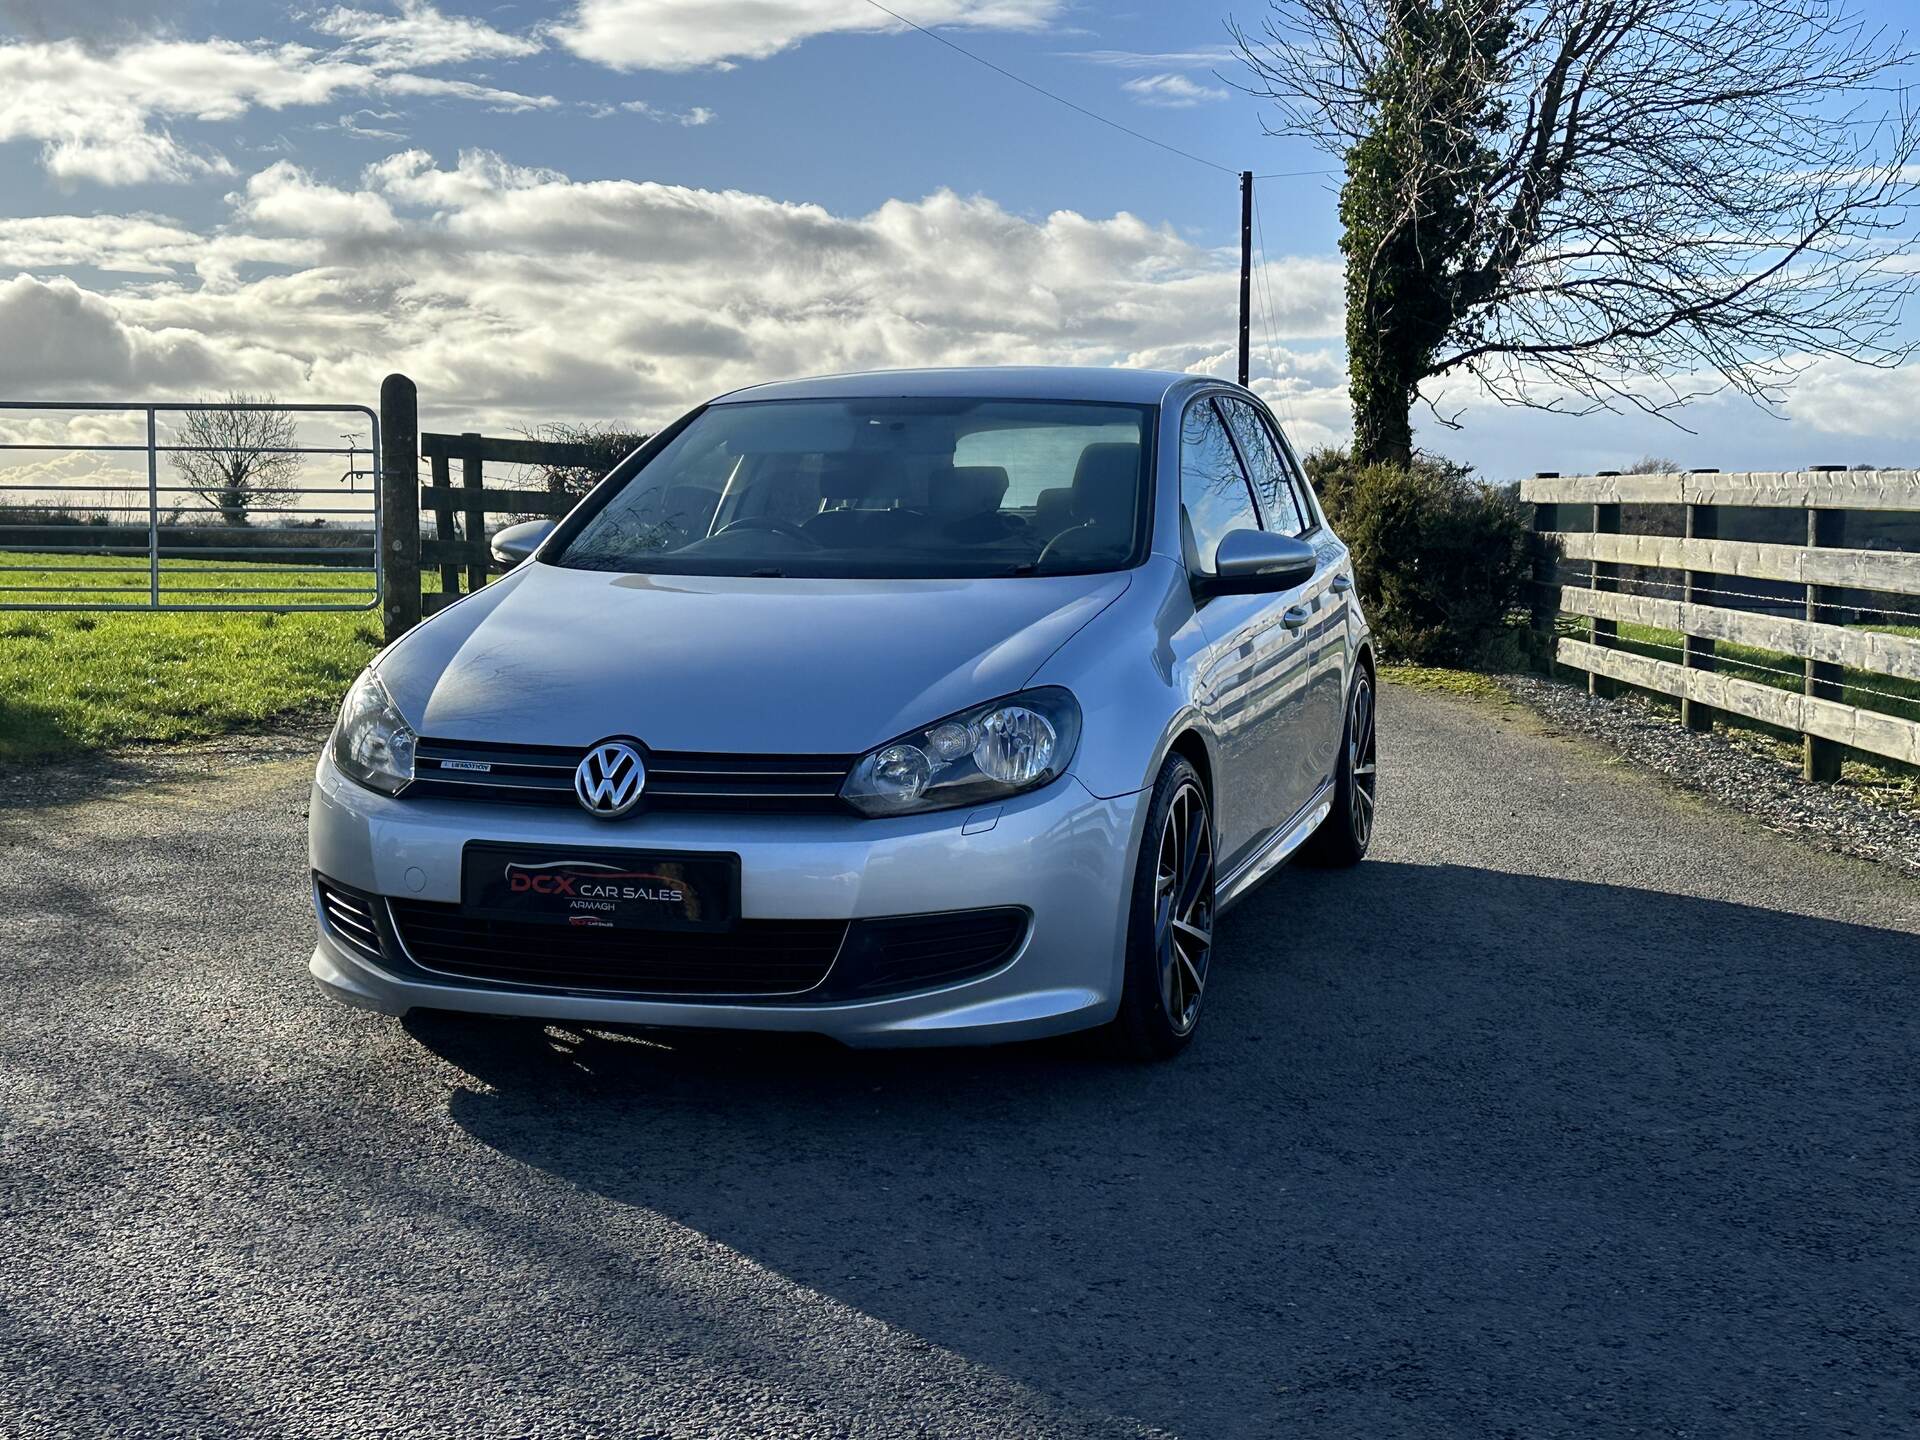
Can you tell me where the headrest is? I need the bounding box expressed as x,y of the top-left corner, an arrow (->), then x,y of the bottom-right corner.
930,465 -> 1009,520
819,456 -> 879,501
1034,486 -> 1074,528
1071,443 -> 1140,526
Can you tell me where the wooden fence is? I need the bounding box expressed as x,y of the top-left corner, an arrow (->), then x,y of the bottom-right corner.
378,374 -> 600,638
1523,469 -> 1920,780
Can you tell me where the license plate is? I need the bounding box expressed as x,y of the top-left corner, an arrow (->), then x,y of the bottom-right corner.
461,844 -> 739,932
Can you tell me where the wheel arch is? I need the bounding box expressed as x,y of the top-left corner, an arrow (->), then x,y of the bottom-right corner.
1164,726 -> 1214,803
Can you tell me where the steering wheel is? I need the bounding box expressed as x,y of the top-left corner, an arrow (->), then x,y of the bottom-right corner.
712,517 -> 818,544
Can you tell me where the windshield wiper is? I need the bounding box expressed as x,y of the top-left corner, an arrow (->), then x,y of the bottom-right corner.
747,567 -> 786,578
999,562 -> 1039,576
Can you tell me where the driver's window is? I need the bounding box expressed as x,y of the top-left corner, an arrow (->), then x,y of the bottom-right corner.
1179,399 -> 1262,573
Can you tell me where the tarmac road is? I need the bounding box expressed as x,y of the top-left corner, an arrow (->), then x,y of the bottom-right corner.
1,684 -> 1916,1439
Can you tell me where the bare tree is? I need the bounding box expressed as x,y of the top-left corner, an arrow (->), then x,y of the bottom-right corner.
1626,455 -> 1680,475
168,394 -> 301,526
1234,0 -> 1920,465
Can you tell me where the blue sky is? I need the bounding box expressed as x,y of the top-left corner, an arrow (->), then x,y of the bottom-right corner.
0,0 -> 1916,481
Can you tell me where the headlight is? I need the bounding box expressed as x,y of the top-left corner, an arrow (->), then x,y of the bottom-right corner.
841,688 -> 1081,817
330,669 -> 416,796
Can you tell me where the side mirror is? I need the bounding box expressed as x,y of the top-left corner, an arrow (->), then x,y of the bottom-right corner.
1191,529 -> 1317,599
490,518 -> 556,568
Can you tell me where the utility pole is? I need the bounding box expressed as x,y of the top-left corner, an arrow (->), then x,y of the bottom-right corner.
1238,170 -> 1253,387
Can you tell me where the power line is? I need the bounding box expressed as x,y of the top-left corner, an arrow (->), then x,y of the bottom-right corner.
1252,188 -> 1293,419
856,0 -> 1341,373
855,0 -> 1239,175
1252,193 -> 1279,370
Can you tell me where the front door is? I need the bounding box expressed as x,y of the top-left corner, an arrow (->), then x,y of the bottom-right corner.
1217,397 -> 1348,804
1179,395 -> 1322,872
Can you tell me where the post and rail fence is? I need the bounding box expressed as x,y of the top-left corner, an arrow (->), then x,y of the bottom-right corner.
378,373 -> 605,641
1523,469 -> 1920,781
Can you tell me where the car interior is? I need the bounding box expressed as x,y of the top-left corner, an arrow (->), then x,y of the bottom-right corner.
565,415 -> 1149,576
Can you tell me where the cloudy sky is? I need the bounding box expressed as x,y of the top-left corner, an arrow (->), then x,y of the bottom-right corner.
0,0 -> 1916,482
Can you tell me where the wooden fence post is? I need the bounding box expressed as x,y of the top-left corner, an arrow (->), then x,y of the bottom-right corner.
1590,499 -> 1620,699
1682,495 -> 1718,731
379,372 -> 421,642
462,432 -> 486,594
1529,474 -> 1559,653
429,443 -> 458,600
1805,499 -> 1847,781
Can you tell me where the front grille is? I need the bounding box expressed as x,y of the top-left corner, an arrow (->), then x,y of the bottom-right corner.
314,877 -> 383,963
388,898 -> 848,996
406,738 -> 853,814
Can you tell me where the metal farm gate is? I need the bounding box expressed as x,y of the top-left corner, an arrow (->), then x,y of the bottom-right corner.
0,400 -> 381,612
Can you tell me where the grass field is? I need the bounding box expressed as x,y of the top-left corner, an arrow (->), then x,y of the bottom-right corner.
0,552 -> 387,763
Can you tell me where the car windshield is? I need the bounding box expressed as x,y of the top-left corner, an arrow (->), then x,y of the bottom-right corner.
554,397 -> 1153,579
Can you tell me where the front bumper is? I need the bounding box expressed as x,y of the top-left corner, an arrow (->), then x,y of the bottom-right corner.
307,753 -> 1151,1046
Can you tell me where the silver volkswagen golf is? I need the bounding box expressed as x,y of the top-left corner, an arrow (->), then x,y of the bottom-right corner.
310,368 -> 1376,1057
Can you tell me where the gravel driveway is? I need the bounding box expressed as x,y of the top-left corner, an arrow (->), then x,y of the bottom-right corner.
2,685 -> 1916,1439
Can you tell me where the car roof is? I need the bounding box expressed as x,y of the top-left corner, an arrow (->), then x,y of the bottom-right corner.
711,366 -> 1226,407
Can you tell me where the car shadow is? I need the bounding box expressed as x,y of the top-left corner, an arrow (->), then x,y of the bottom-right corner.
410,862 -> 1919,1437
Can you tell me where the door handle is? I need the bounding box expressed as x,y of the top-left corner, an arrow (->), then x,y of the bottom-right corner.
1282,605 -> 1311,629
1330,574 -> 1353,594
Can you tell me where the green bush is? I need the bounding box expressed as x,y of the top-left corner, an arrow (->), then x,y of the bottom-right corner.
1304,447 -> 1533,667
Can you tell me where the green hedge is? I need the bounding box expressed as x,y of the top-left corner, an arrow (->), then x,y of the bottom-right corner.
1305,448 -> 1534,667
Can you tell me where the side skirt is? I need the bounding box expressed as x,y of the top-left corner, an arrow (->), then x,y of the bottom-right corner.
1213,779 -> 1335,913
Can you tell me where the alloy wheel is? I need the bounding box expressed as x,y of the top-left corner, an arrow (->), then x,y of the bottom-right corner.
1154,781 -> 1214,1035
1349,676 -> 1378,848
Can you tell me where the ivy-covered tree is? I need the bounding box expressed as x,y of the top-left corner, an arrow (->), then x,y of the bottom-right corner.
1235,0 -> 1919,465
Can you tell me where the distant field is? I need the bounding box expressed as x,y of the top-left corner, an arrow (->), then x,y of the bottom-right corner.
0,552 -> 389,763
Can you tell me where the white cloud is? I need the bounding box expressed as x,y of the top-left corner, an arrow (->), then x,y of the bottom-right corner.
554,0 -> 1061,72
0,150 -> 1347,440
1785,358 -> 1920,442
311,1 -> 541,68
331,108 -> 408,141
0,274 -> 229,391
0,35 -> 558,184
237,161 -> 401,237
0,214 -> 204,274
1122,73 -> 1227,108
380,72 -> 557,110
617,100 -> 716,126
365,148 -> 564,208
1068,48 -> 1236,69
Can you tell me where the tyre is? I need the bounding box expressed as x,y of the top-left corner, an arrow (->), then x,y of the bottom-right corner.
1300,667 -> 1377,868
1104,753 -> 1215,1061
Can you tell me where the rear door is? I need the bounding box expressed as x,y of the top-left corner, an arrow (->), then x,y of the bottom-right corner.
1179,395 -> 1318,870
1217,397 -> 1348,807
